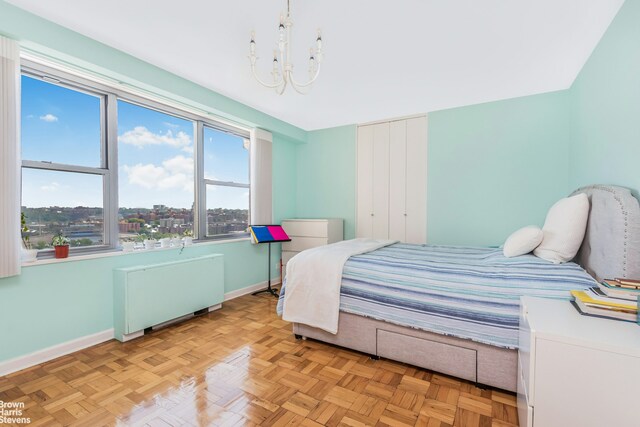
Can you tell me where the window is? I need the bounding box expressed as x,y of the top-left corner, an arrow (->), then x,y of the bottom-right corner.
20,61 -> 252,257
117,100 -> 195,242
20,74 -> 110,252
21,75 -> 102,167
202,126 -> 250,238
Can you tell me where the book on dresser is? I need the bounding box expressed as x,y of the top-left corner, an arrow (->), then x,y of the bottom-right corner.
571,289 -> 638,322
597,279 -> 640,300
281,219 -> 344,277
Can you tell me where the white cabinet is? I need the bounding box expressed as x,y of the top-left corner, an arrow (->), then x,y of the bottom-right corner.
356,123 -> 389,239
356,116 -> 427,243
518,297 -> 640,427
281,219 -> 343,276
389,120 -> 406,242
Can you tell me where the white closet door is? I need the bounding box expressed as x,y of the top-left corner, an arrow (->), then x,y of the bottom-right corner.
389,120 -> 407,242
356,125 -> 374,238
405,116 -> 428,244
372,122 -> 390,239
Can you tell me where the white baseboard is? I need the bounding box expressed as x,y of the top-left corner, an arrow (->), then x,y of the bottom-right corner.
0,279 -> 280,377
224,278 -> 281,301
0,329 -> 114,377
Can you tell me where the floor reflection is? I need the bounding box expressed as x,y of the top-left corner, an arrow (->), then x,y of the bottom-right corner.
1,294 -> 518,426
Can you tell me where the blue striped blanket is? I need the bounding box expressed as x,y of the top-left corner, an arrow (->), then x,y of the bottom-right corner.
278,243 -> 596,349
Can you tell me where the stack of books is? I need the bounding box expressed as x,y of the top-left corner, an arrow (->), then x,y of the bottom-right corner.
571,278 -> 640,322
598,278 -> 640,300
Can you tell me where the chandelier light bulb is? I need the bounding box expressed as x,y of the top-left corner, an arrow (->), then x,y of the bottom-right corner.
249,33 -> 256,55
248,0 -> 323,95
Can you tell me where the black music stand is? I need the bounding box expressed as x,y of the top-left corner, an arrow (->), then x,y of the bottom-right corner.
248,225 -> 291,297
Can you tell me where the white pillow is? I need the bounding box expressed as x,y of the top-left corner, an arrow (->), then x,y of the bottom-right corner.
533,193 -> 590,264
503,226 -> 544,257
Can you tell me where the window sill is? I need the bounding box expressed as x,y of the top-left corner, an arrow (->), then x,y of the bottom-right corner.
21,237 -> 252,267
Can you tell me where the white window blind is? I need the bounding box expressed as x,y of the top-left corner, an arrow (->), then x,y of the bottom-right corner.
0,36 -> 21,278
250,129 -> 273,226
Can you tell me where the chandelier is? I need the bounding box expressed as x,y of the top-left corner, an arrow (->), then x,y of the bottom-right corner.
248,0 -> 323,95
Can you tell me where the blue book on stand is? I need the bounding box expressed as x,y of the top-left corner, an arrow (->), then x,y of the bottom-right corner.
250,226 -> 273,243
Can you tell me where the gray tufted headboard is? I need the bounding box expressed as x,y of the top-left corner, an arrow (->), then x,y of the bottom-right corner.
570,185 -> 640,281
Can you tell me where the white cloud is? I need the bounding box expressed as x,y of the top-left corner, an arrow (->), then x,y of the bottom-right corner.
41,182 -> 61,191
162,155 -> 193,174
39,114 -> 58,123
163,122 -> 180,129
122,164 -> 166,189
118,126 -> 192,149
123,155 -> 193,192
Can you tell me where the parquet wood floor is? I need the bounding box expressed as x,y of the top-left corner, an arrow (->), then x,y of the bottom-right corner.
0,294 -> 518,427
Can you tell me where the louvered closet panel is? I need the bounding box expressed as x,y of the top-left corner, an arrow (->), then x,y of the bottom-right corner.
389,120 -> 407,242
405,116 -> 428,244
356,125 -> 374,238
371,122 -> 390,239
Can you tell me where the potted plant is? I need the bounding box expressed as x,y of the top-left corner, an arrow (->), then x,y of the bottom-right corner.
51,232 -> 70,259
183,229 -> 194,246
120,237 -> 136,252
143,236 -> 157,250
170,234 -> 182,247
159,236 -> 171,248
21,212 -> 38,262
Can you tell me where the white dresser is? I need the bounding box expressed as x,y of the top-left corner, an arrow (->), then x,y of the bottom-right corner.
518,296 -> 640,427
281,219 -> 344,275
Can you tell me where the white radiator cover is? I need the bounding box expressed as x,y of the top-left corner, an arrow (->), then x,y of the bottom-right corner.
113,254 -> 224,342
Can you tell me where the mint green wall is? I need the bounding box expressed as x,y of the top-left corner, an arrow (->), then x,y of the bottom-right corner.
569,0 -> 640,196
428,91 -> 571,246
0,2 -> 302,363
293,95 -> 571,247
296,126 -> 357,239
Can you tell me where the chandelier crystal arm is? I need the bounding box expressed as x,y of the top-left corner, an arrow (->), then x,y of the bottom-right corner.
289,63 -> 321,90
249,63 -> 284,89
249,34 -> 286,90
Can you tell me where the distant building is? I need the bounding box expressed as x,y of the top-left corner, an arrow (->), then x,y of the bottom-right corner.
158,218 -> 185,229
119,221 -> 141,233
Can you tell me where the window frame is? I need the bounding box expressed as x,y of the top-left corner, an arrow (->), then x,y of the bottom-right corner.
20,59 -> 252,258
20,66 -> 117,256
197,123 -> 251,240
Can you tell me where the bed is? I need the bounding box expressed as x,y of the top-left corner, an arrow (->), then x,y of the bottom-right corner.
278,185 -> 640,392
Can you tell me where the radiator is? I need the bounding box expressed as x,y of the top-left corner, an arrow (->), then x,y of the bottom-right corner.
113,254 -> 224,342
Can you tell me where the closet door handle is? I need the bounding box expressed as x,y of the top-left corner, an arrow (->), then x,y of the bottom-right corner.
404,213 -> 407,217
370,213 -> 374,217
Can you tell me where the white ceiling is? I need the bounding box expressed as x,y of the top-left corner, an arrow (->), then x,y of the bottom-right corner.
7,0 -> 624,130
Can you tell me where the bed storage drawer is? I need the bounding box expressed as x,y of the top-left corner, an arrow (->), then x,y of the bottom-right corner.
377,329 -> 477,382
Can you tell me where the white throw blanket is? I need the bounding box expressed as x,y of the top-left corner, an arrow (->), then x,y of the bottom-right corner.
282,238 -> 397,334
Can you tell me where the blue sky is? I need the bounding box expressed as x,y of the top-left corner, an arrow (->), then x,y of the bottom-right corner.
21,75 -> 250,210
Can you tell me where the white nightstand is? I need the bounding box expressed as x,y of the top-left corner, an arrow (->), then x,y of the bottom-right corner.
518,296 -> 640,427
281,219 -> 343,276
